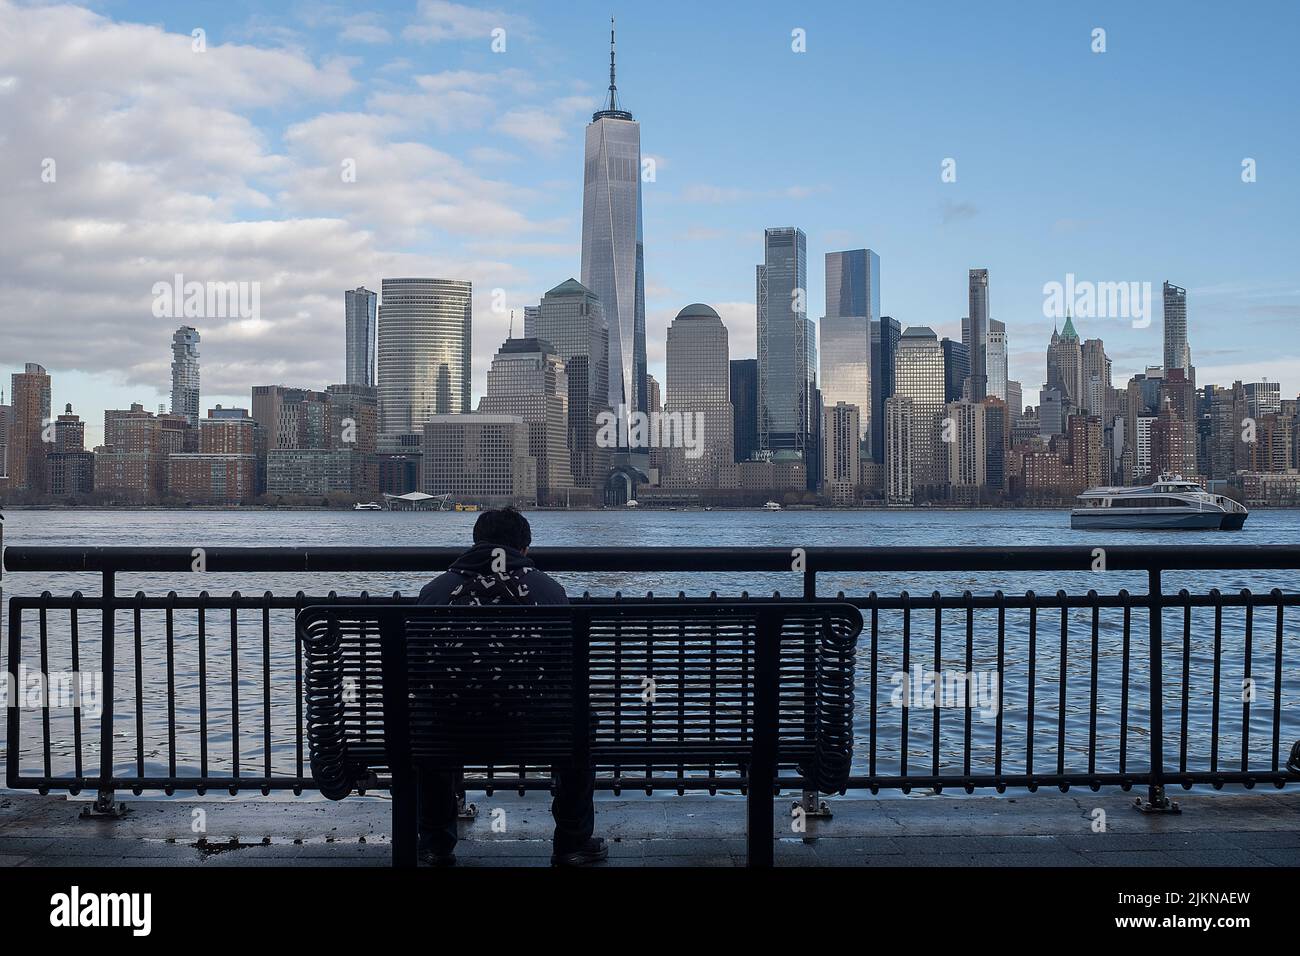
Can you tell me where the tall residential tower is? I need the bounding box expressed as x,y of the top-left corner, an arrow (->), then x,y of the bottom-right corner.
1163,281 -> 1190,375
967,269 -> 990,400
170,326 -> 200,427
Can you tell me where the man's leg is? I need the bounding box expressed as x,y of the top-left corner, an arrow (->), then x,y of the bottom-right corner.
417,766 -> 460,857
551,763 -> 596,854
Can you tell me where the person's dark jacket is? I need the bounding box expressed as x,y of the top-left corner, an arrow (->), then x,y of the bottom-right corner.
417,542 -> 568,606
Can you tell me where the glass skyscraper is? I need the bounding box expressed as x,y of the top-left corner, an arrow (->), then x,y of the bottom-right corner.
757,226 -> 812,457
376,278 -> 471,448
580,22 -> 647,422
345,286 -> 377,388
729,358 -> 759,463
870,316 -> 901,464
820,249 -> 878,455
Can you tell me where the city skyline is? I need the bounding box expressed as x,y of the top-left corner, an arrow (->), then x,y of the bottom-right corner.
1,0 -> 1298,450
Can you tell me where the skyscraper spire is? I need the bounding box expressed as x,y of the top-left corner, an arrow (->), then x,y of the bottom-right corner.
593,17 -> 632,120
608,17 -> 618,109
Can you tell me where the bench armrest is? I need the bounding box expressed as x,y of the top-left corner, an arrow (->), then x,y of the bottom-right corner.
810,610 -> 858,793
300,617 -> 354,800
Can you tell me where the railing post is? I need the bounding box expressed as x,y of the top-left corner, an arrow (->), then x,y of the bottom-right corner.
747,609 -> 780,867
1136,568 -> 1180,814
799,561 -> 830,818
82,569 -> 127,818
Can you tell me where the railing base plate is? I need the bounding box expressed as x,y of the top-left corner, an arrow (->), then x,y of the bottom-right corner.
795,791 -> 833,819
1133,796 -> 1181,814
79,796 -> 130,819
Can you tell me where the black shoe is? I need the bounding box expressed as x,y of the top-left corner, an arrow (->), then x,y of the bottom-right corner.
551,837 -> 607,867
418,835 -> 457,867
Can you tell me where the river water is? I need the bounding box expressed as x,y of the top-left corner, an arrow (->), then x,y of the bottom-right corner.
2,508 -> 1298,793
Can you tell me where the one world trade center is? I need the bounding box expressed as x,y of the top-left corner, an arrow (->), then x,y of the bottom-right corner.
580,20 -> 647,427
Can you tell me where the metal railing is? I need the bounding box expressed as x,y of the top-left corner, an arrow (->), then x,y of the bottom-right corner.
4,544 -> 1300,815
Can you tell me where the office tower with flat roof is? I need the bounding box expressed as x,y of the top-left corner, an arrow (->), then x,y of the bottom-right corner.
345,287 -> 378,388
96,402 -> 166,500
870,316 -> 901,464
757,226 -> 812,458
536,278 -> 611,495
10,362 -> 51,492
663,303 -> 733,488
523,305 -> 540,340
0,397 -> 11,478
885,396 -> 914,504
986,319 -> 1008,403
1081,337 -> 1112,420
967,269 -> 990,400
1159,367 -> 1198,476
1038,386 -> 1065,438
982,396 -> 1009,492
251,386 -> 332,451
820,249 -> 877,457
478,336 -> 575,505
580,20 -> 647,420
423,414 -> 537,506
822,402 -> 861,504
729,358 -> 759,463
327,382 -> 380,497
944,400 -> 987,491
941,338 -> 970,403
1163,281 -> 1189,375
1006,380 -> 1023,418
893,327 -> 945,495
170,326 -> 201,427
377,278 -> 472,448
1245,381 -> 1282,419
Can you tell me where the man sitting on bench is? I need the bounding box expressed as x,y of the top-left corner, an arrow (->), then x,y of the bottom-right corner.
416,507 -> 607,867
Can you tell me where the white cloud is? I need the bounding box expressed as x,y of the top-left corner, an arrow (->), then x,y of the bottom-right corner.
0,0 -> 580,408
341,23 -> 392,44
402,0 -> 523,44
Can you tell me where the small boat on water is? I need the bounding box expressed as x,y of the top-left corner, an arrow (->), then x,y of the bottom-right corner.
761,500 -> 782,511
352,502 -> 383,511
1071,474 -> 1248,530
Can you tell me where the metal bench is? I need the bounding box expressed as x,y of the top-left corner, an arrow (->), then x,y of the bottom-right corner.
297,601 -> 862,867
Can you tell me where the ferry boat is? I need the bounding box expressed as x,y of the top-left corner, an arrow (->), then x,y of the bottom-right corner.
1071,474 -> 1248,530
352,502 -> 383,511
761,501 -> 782,511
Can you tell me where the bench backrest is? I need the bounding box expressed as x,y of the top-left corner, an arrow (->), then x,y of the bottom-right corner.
297,601 -> 861,799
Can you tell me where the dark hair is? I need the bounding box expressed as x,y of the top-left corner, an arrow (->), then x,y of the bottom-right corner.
472,507 -> 532,551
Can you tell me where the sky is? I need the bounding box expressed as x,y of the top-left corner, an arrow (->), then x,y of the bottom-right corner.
1,0 -> 1297,447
